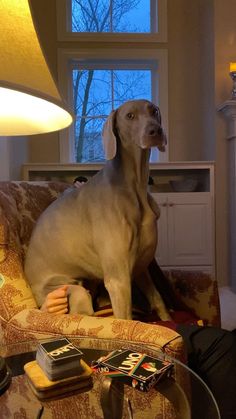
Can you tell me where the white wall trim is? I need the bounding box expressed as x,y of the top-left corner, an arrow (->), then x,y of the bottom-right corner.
218,100 -> 236,292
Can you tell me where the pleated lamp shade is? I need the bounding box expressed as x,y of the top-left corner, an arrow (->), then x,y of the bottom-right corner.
0,0 -> 73,136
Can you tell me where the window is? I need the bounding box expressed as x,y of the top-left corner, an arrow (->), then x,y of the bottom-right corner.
57,0 -> 168,163
73,62 -> 158,162
57,0 -> 167,41
71,0 -> 152,34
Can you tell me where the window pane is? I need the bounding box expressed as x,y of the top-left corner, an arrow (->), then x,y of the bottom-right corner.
75,117 -> 106,162
73,68 -> 152,162
71,0 -> 151,33
73,69 -> 111,162
73,69 -> 112,118
113,70 -> 151,107
113,0 -> 150,33
72,0 -> 110,33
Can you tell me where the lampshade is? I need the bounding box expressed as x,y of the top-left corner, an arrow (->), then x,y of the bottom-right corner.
230,62 -> 236,73
0,0 -> 73,136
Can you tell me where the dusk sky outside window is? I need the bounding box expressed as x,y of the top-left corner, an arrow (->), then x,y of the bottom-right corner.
72,0 -> 150,33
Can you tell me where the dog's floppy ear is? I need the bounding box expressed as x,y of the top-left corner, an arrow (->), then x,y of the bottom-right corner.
102,110 -> 117,160
156,107 -> 167,152
158,127 -> 167,152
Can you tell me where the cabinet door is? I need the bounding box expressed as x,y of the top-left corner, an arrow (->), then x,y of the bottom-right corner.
168,193 -> 213,266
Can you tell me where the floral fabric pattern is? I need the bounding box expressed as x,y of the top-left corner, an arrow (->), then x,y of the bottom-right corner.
165,270 -> 221,326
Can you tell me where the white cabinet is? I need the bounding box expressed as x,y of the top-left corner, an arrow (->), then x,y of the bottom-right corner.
152,192 -> 214,272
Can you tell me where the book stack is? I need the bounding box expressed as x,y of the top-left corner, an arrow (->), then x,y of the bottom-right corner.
24,338 -> 93,400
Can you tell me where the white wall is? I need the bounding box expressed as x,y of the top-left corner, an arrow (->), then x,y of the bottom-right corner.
0,136 -> 28,181
0,138 -> 10,180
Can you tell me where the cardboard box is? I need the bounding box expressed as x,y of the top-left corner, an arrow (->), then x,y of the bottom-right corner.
91,348 -> 173,392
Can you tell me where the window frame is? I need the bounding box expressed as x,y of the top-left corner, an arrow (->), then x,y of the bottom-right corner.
57,0 -> 168,163
58,48 -> 168,163
57,0 -> 167,43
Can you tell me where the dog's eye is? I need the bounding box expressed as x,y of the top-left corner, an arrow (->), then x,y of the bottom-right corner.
152,108 -> 159,117
126,112 -> 135,120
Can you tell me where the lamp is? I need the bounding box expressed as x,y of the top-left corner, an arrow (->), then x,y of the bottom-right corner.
229,63 -> 236,100
0,0 -> 73,136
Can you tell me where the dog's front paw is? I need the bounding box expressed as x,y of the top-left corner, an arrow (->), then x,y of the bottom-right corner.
159,310 -> 172,321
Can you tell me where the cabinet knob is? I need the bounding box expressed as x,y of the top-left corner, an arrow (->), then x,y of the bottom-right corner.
169,202 -> 174,207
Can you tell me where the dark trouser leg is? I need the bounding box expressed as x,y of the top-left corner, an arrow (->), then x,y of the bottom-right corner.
177,324 -> 236,419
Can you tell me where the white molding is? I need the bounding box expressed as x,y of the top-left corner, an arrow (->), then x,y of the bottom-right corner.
218,100 -> 236,140
58,48 -> 169,163
218,100 -> 236,292
57,0 -> 167,43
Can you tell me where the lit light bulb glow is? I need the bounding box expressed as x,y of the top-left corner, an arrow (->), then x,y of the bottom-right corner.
0,87 -> 73,135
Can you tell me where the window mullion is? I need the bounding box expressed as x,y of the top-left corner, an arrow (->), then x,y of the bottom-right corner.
151,0 -> 158,33
110,0 -> 113,32
111,69 -> 114,110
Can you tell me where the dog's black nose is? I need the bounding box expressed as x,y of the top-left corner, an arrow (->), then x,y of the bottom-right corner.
148,126 -> 163,136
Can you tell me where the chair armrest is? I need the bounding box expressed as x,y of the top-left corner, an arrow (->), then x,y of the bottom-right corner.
3,308 -> 186,362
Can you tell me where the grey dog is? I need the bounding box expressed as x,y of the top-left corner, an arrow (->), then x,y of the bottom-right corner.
24,99 -> 170,320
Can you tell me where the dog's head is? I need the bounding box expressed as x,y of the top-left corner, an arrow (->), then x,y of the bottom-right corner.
102,99 -> 167,160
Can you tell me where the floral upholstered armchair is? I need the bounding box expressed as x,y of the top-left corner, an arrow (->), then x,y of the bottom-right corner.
0,181 -> 221,418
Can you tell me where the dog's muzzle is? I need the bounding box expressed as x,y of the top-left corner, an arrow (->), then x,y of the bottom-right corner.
141,124 -> 167,151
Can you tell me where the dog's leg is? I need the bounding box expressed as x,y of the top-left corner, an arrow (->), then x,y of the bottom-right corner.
96,227 -> 136,320
135,270 -> 171,321
67,284 -> 94,315
104,276 -> 132,320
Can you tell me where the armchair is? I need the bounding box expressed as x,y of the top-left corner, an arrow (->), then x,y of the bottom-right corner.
0,181 -> 221,418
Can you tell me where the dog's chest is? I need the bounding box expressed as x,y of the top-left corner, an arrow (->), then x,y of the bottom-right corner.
136,211 -> 157,264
